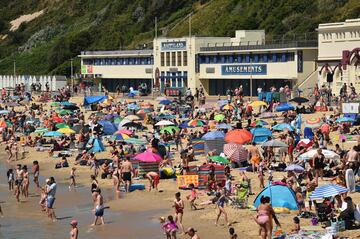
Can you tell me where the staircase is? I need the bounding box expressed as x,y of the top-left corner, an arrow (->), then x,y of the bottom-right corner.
294,70 -> 318,98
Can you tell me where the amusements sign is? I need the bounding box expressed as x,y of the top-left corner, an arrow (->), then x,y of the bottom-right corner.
81,65 -> 93,74
221,64 -> 267,75
177,175 -> 199,189
161,41 -> 186,51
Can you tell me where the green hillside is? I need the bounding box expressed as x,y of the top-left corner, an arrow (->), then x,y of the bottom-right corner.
0,0 -> 359,77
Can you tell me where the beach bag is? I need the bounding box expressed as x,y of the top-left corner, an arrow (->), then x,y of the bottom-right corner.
311,216 -> 318,225
331,218 -> 345,232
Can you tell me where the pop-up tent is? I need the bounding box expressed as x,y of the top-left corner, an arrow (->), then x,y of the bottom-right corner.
253,184 -> 298,210
83,96 -> 108,106
86,137 -> 105,153
98,120 -> 117,135
250,128 -> 272,144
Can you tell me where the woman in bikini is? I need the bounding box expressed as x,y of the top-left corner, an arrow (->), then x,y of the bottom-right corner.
215,188 -> 230,226
173,192 -> 185,233
255,196 -> 281,239
22,165 -> 30,198
5,142 -> 13,162
90,175 -> 99,210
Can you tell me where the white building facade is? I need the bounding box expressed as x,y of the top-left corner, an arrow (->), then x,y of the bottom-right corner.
317,18 -> 360,95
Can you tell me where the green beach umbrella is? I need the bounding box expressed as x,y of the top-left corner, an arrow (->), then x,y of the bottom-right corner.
160,126 -> 180,134
50,102 -> 60,107
209,155 -> 230,165
113,117 -> 123,124
34,127 -> 49,134
59,109 -> 71,115
214,114 -> 225,121
56,123 -> 70,129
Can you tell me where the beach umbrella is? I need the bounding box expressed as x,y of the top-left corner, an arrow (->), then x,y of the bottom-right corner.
34,127 -> 49,134
124,138 -> 147,145
59,109 -> 72,115
155,120 -> 174,126
214,114 -> 225,122
127,104 -> 140,111
63,105 -> 79,111
118,119 -> 131,128
272,123 -> 294,131
298,149 -> 340,161
140,102 -> 153,108
285,164 -> 305,173
223,143 -> 248,162
57,128 -> 76,134
309,184 -> 349,200
124,115 -> 141,121
156,97 -> 168,101
289,97 -> 309,104
159,99 -> 172,105
225,129 -> 253,144
43,131 -> 64,137
250,128 -> 273,144
113,117 -> 123,124
50,102 -> 60,107
55,123 -> 70,129
250,120 -> 268,127
276,102 -> 295,112
112,133 -> 130,141
222,104 -> 234,111
296,139 -> 313,149
217,99 -> 228,107
0,110 -> 9,114
122,121 -> 142,129
179,120 -> 193,128
250,101 -> 267,107
134,150 -> 162,163
216,123 -> 232,130
187,119 -> 205,127
209,156 -> 230,165
60,101 -> 75,106
304,118 -> 323,128
202,131 -> 225,140
160,126 -> 180,134
336,117 -> 355,123
115,129 -> 132,135
262,139 -> 288,148
0,120 -> 7,130
137,109 -> 150,115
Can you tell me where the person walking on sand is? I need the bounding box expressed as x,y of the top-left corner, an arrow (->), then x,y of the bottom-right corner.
5,142 -> 13,162
15,164 -> 24,202
32,161 -> 40,189
46,177 -> 57,222
7,169 -> 14,191
69,167 -> 77,190
121,157 -> 133,192
70,220 -> 79,239
249,142 -> 261,173
215,188 -> 230,226
92,188 -> 105,226
173,192 -> 185,233
254,196 -> 281,239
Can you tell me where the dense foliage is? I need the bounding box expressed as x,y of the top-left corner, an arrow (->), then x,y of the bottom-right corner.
0,0 -> 359,76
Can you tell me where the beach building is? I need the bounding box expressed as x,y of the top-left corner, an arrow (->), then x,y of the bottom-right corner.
79,30 -> 318,95
317,18 -> 360,95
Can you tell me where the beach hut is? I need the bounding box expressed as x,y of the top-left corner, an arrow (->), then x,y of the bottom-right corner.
253,184 -> 298,210
87,137 -> 105,153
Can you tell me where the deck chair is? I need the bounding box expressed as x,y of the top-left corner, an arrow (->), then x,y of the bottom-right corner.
232,181 -> 250,209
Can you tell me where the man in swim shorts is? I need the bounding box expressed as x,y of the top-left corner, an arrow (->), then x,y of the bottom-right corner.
121,157 -> 133,192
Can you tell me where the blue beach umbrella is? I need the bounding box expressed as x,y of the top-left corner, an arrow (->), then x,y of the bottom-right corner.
309,184 -> 349,200
216,123 -> 232,130
272,123 -> 294,131
276,102 -> 295,112
336,117 -> 355,123
159,99 -> 172,105
201,131 -> 225,140
43,131 -> 64,137
250,128 -> 272,143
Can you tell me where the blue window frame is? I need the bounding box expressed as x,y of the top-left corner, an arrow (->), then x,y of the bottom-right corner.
245,55 -> 251,63
253,54 -> 259,63
221,56 -> 225,63
229,55 -> 234,63
272,54 -> 277,62
205,56 -> 210,64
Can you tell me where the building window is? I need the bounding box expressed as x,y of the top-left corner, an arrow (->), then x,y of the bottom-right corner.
171,52 -> 176,66
161,52 -> 165,66
166,52 -> 170,66
177,52 -> 182,66
183,51 -> 188,66
287,52 -> 295,61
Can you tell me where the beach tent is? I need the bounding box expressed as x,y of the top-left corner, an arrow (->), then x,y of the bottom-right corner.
275,102 -> 295,112
201,131 -> 225,140
87,137 -> 105,153
204,139 -> 226,154
98,120 -> 118,135
250,128 -> 272,144
253,184 -> 298,210
83,96 -> 108,106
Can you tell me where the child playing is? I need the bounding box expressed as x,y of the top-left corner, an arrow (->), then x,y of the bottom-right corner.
39,187 -> 47,212
69,167 -> 77,190
291,216 -> 301,233
159,216 -> 171,239
258,161 -> 265,189
7,169 -> 14,191
186,183 -> 198,210
163,215 -> 178,239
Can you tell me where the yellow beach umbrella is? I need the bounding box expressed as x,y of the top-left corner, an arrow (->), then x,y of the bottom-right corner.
57,128 -> 76,134
249,101 -> 267,107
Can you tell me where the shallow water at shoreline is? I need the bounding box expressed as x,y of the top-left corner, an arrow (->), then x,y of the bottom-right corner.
0,155 -> 164,239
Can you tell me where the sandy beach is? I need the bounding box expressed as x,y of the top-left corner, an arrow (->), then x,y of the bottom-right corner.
1,94 -> 360,239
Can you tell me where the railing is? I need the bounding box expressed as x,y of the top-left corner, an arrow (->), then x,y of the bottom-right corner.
81,49 -> 153,56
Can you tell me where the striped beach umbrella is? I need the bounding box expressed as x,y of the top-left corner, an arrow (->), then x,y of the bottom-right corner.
223,143 -> 248,162
304,118 -> 323,128
187,119 -> 205,127
309,184 -> 348,200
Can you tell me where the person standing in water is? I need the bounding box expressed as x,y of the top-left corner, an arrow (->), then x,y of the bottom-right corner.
173,192 -> 185,233
92,188 -> 105,226
121,157 -> 133,192
32,161 -> 40,189
15,164 -> 24,202
70,220 -> 79,239
69,167 -> 77,190
46,177 -> 57,222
